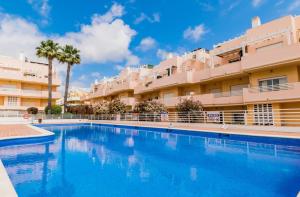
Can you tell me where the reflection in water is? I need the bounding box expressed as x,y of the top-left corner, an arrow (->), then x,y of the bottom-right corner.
0,124 -> 299,197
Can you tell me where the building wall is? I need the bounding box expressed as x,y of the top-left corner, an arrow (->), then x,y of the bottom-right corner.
0,55 -> 61,112
249,65 -> 299,86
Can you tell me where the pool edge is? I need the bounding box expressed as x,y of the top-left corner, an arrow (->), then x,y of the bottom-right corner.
0,124 -> 54,142
0,160 -> 17,197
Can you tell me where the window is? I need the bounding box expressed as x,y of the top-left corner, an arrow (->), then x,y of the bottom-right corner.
166,68 -> 171,76
258,77 -> 287,92
254,104 -> 273,126
7,96 -> 18,106
230,84 -> 248,96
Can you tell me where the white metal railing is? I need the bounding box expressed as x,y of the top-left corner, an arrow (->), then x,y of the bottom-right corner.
0,109 -> 300,127
248,83 -> 293,93
213,90 -> 243,97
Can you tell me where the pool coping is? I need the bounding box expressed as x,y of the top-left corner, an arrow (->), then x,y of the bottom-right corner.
89,121 -> 300,139
0,124 -> 54,141
0,160 -> 18,197
0,124 -> 54,196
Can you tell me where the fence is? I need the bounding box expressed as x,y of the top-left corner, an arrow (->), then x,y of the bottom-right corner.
0,109 -> 300,127
87,109 -> 300,127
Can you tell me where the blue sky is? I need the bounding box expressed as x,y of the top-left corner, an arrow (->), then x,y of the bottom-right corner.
0,0 -> 299,91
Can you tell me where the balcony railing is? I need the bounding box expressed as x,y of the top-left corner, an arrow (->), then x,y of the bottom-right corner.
158,90 -> 244,107
135,72 -> 192,94
241,44 -> 300,70
192,61 -> 242,83
0,69 -> 60,85
0,88 -> 61,99
105,81 -> 135,96
243,82 -> 300,103
120,97 -> 136,106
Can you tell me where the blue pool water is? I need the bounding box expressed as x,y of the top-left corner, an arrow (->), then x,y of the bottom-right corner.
0,124 -> 300,197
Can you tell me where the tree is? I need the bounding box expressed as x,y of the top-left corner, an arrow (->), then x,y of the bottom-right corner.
93,102 -> 109,114
45,105 -> 62,114
175,98 -> 203,112
27,107 -> 38,115
134,100 -> 166,113
66,105 -> 93,114
58,45 -> 81,112
108,99 -> 127,114
175,99 -> 203,123
36,40 -> 60,113
134,100 -> 166,121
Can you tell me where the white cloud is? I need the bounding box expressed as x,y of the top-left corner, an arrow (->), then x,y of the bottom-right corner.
27,0 -> 50,17
156,49 -> 178,60
252,0 -> 263,7
115,64 -> 124,71
183,24 -> 207,41
134,13 -> 160,24
288,0 -> 300,11
92,3 -> 124,23
197,2 -> 214,11
91,72 -> 101,78
79,74 -> 87,81
27,0 -> 51,24
136,37 -> 156,51
0,13 -> 46,60
275,0 -> 285,6
0,3 -> 139,65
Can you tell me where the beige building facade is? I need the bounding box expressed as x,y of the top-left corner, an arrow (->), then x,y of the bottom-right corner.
0,55 -> 61,114
85,15 -> 300,126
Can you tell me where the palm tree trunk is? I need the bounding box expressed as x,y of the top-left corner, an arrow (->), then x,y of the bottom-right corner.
48,58 -> 53,113
64,63 -> 71,113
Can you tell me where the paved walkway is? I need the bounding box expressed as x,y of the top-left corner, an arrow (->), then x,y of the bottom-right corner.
0,124 -> 53,140
90,120 -> 300,139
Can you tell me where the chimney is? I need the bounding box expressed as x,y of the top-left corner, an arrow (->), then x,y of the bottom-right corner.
252,16 -> 261,28
19,52 -> 25,62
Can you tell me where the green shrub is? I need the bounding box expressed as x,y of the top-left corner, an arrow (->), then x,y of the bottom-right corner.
27,107 -> 38,114
93,102 -> 109,114
134,100 -> 166,113
66,105 -> 93,114
45,105 -> 62,114
175,98 -> 203,112
108,99 -> 126,114
175,99 -> 204,123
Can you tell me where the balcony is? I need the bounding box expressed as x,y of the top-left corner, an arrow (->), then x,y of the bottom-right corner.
87,90 -> 106,99
0,105 -> 45,111
105,81 -> 136,96
159,90 -> 244,107
120,97 -> 136,106
241,44 -> 300,70
22,90 -> 61,99
135,72 -> 192,94
192,61 -> 242,83
243,82 -> 300,103
0,88 -> 21,96
0,70 -> 60,85
0,88 -> 61,99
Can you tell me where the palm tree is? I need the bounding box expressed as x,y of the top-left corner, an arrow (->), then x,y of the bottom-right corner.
58,45 -> 81,112
36,40 -> 60,113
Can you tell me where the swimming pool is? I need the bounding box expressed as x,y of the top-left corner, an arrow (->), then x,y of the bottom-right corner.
0,123 -> 299,197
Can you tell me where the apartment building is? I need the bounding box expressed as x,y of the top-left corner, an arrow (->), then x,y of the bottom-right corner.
83,65 -> 152,110
57,89 -> 88,106
0,55 -> 61,114
85,15 -> 300,126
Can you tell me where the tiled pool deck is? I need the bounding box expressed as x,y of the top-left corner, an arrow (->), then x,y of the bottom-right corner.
90,120 -> 300,139
0,121 -> 299,141
0,124 -> 54,140
0,124 -> 54,197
